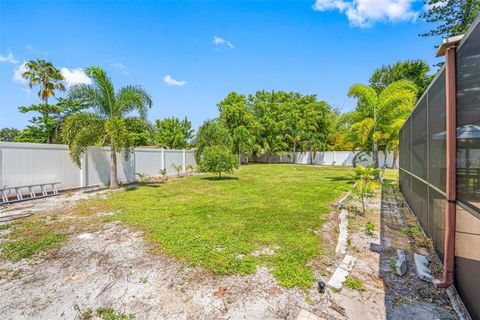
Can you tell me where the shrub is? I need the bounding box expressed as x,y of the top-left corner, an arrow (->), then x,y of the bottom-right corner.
200,146 -> 238,179
351,165 -> 380,213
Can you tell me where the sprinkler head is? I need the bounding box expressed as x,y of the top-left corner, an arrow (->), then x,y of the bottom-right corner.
318,281 -> 325,293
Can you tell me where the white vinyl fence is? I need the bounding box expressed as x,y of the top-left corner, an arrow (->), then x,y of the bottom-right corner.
249,151 -> 398,168
0,142 -> 196,190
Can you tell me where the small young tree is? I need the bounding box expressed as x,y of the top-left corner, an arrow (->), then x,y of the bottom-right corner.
186,164 -> 195,176
352,165 -> 381,213
159,168 -> 167,182
200,146 -> 239,179
171,163 -> 183,177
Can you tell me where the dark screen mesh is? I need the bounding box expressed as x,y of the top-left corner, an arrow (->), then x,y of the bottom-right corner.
411,176 -> 429,232
399,19 -> 480,319
429,186 -> 445,261
456,25 -> 480,211
404,117 -> 411,172
428,70 -> 446,192
412,97 -> 428,180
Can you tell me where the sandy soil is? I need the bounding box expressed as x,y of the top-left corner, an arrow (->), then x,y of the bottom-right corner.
0,184 -> 460,320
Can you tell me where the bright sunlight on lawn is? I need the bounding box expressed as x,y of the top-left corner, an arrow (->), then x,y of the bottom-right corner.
94,164 -> 354,288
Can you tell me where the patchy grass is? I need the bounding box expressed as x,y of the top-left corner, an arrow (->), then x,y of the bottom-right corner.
92,164 -> 353,288
0,224 -> 10,231
0,200 -> 103,262
80,307 -> 135,320
383,168 -> 398,184
344,277 -> 365,292
1,232 -> 67,262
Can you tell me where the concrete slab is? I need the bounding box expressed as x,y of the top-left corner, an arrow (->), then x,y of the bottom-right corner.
327,254 -> 357,291
413,253 -> 433,282
396,249 -> 407,276
296,309 -> 325,320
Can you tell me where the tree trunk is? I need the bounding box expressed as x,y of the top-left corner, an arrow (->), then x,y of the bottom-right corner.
218,172 -> 222,179
293,143 -> 296,164
383,151 -> 388,169
373,143 -> 379,168
110,149 -> 119,189
392,149 -> 397,169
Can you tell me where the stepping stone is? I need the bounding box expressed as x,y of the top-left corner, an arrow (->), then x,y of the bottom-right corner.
335,210 -> 349,255
297,309 -> 325,320
327,254 -> 357,291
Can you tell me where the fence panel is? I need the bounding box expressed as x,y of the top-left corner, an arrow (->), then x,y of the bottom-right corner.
135,148 -> 164,177
0,142 -> 196,190
0,143 -> 81,189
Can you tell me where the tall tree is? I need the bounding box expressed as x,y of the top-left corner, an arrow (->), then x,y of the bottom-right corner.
63,66 -> 152,189
126,117 -> 155,146
18,98 -> 88,143
154,116 -> 194,149
21,59 -> 66,143
194,119 -> 232,163
369,60 -> 433,98
0,128 -> 20,142
421,0 -> 480,38
347,80 -> 417,168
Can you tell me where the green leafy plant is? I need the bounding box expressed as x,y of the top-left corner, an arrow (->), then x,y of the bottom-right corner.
199,146 -> 239,179
365,220 -> 375,236
351,165 -> 381,213
344,277 -> 365,292
159,168 -> 167,182
186,164 -> 194,176
171,163 -> 183,177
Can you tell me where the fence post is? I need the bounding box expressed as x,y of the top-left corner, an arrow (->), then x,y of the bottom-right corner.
182,149 -> 186,174
161,148 -> 165,170
80,149 -> 88,187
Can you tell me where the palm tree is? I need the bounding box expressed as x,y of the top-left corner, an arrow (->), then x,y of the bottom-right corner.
63,66 -> 152,189
347,80 -> 417,168
22,59 -> 66,104
22,59 -> 66,143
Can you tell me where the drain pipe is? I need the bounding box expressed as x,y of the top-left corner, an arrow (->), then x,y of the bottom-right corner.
433,35 -> 462,288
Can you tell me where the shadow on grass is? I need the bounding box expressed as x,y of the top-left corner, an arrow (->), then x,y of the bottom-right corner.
124,183 -> 166,191
201,176 -> 239,181
326,176 -> 354,182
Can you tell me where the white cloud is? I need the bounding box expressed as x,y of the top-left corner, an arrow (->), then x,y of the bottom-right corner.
60,67 -> 92,87
0,51 -> 19,64
313,0 -> 418,28
163,75 -> 186,86
113,62 -> 129,75
424,0 -> 447,10
13,62 -> 28,85
213,36 -> 234,49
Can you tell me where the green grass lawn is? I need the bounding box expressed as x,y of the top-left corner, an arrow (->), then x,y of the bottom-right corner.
95,164 -> 354,288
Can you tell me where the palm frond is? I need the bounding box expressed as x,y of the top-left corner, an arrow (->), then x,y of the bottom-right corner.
62,112 -> 104,166
115,85 -> 152,119
85,66 -> 116,116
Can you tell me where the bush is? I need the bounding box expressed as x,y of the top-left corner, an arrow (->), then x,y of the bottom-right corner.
200,146 -> 238,179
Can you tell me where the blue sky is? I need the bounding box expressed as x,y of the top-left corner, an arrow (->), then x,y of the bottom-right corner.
0,0 -> 441,130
